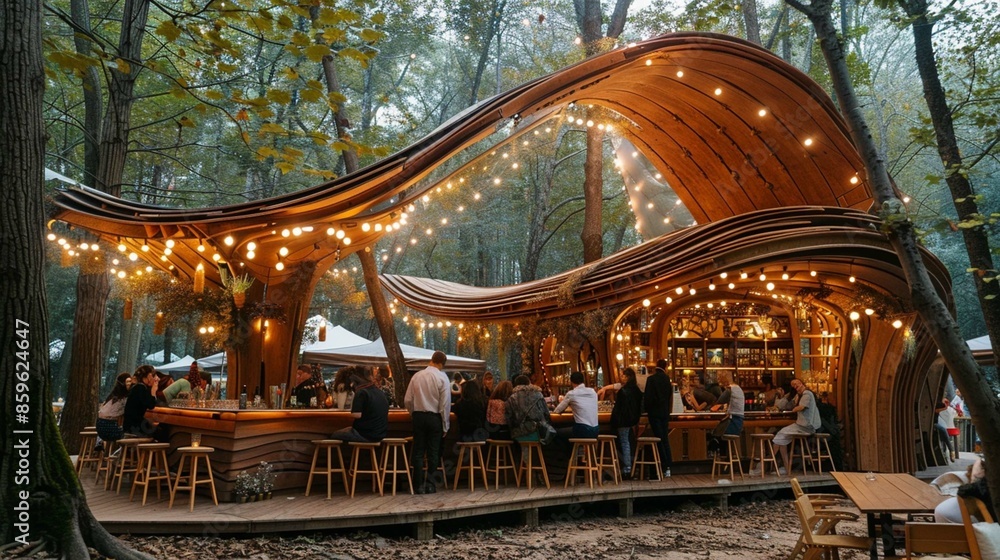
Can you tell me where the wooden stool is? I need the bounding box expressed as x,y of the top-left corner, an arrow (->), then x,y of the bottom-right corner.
811,433 -> 835,474
305,440 -> 349,499
565,438 -> 600,488
789,434 -> 814,475
596,435 -> 621,485
485,439 -> 519,489
348,441 -> 383,497
712,434 -> 744,480
517,440 -> 550,489
632,437 -> 662,481
112,437 -> 154,493
169,446 -> 218,511
452,441 -> 489,492
75,431 -> 101,474
748,433 -> 780,477
95,439 -> 121,488
380,438 -> 413,496
130,443 -> 171,505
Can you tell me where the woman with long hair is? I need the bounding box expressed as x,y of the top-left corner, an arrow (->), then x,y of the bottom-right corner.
452,379 -> 487,442
599,367 -> 643,478
123,365 -> 158,436
94,372 -> 131,450
486,380 -> 513,440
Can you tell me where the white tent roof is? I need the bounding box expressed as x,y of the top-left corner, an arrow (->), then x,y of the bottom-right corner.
303,338 -> 485,372
157,355 -> 197,373
143,350 -> 181,365
196,351 -> 226,369
967,335 -> 991,352
301,324 -> 371,353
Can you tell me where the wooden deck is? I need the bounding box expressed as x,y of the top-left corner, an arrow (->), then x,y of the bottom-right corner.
83,466 -> 837,538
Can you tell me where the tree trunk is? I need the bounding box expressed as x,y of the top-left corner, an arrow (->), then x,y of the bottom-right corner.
901,0 -> 1000,369
62,0 -> 151,454
117,301 -> 142,372
786,0 -> 1000,517
0,2 -> 151,555
741,0 -> 762,44
314,17 -> 407,394
581,109 -> 605,264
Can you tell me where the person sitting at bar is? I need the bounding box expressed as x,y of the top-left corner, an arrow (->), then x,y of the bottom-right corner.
773,378 -> 821,475
329,366 -> 389,443
404,351 -> 451,494
123,365 -> 158,437
162,362 -> 209,404
505,374 -> 551,444
481,371 -> 495,395
486,380 -> 513,440
599,367 -> 642,478
153,370 -> 174,406
708,370 -> 744,454
95,372 -> 131,451
553,371 -> 599,439
683,378 -> 717,411
452,379 -> 488,442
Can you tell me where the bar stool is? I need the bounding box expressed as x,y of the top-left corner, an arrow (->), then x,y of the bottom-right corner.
95,439 -> 121,488
789,434 -> 814,475
632,437 -> 662,481
811,433 -> 835,474
169,446 -> 218,511
452,441 -> 489,492
404,436 -> 449,488
565,438 -> 600,488
711,434 -> 744,480
748,433 -> 780,477
112,437 -> 154,493
517,440 -> 550,489
596,435 -> 621,485
75,431 -> 101,474
380,438 -> 413,496
348,441 -> 383,497
485,439 -> 519,489
305,440 -> 349,499
130,443 -> 171,505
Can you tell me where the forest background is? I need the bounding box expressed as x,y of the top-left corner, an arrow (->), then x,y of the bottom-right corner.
40,0 -> 999,400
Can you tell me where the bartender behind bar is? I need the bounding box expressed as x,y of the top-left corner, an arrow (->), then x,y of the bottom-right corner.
291,364 -> 325,407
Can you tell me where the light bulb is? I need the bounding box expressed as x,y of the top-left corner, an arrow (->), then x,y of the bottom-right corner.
224,235 -> 234,246
275,262 -> 285,271
850,311 -> 860,321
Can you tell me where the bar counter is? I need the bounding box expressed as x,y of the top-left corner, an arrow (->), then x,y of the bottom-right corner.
147,407 -> 794,500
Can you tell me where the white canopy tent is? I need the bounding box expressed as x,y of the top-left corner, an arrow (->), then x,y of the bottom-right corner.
143,350 -> 181,365
196,351 -> 227,370
303,338 -> 485,373
301,324 -> 371,354
157,355 -> 197,373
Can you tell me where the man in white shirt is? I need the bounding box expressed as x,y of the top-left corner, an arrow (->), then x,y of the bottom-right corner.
403,350 -> 451,494
554,371 -> 599,439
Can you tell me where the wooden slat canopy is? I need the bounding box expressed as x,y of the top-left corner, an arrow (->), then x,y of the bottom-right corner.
51,32 -> 873,287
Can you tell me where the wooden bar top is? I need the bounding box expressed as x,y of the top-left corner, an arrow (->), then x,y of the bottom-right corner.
832,472 -> 945,514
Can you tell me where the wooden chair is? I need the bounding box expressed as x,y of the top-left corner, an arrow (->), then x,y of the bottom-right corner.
904,522 -> 969,559
959,496 -> 995,560
792,494 -> 872,560
790,477 -> 851,509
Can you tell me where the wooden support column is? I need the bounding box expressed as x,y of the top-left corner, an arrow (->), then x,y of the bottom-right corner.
520,507 -> 539,528
618,498 -> 634,518
414,520 -> 434,541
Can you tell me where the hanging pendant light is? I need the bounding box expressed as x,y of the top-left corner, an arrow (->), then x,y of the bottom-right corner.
153,311 -> 165,335
123,297 -> 133,320
194,263 -> 205,293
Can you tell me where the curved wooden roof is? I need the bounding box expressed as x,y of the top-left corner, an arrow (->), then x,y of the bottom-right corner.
51,32 -> 871,286
380,206 -> 950,322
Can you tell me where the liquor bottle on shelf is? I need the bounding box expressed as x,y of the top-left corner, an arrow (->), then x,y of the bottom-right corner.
239,385 -> 248,410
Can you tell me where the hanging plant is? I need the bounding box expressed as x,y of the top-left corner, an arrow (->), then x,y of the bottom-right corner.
224,273 -> 254,309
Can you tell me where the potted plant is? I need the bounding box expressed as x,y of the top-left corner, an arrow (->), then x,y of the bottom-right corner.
254,461 -> 275,500
234,470 -> 254,503
224,273 -> 254,309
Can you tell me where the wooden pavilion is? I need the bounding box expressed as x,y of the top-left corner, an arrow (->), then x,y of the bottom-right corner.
51,33 -> 953,473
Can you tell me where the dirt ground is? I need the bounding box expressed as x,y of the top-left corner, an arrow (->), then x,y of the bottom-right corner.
103,495 -> 873,559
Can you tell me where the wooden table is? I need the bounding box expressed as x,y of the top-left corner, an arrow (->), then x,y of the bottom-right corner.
832,471 -> 945,559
